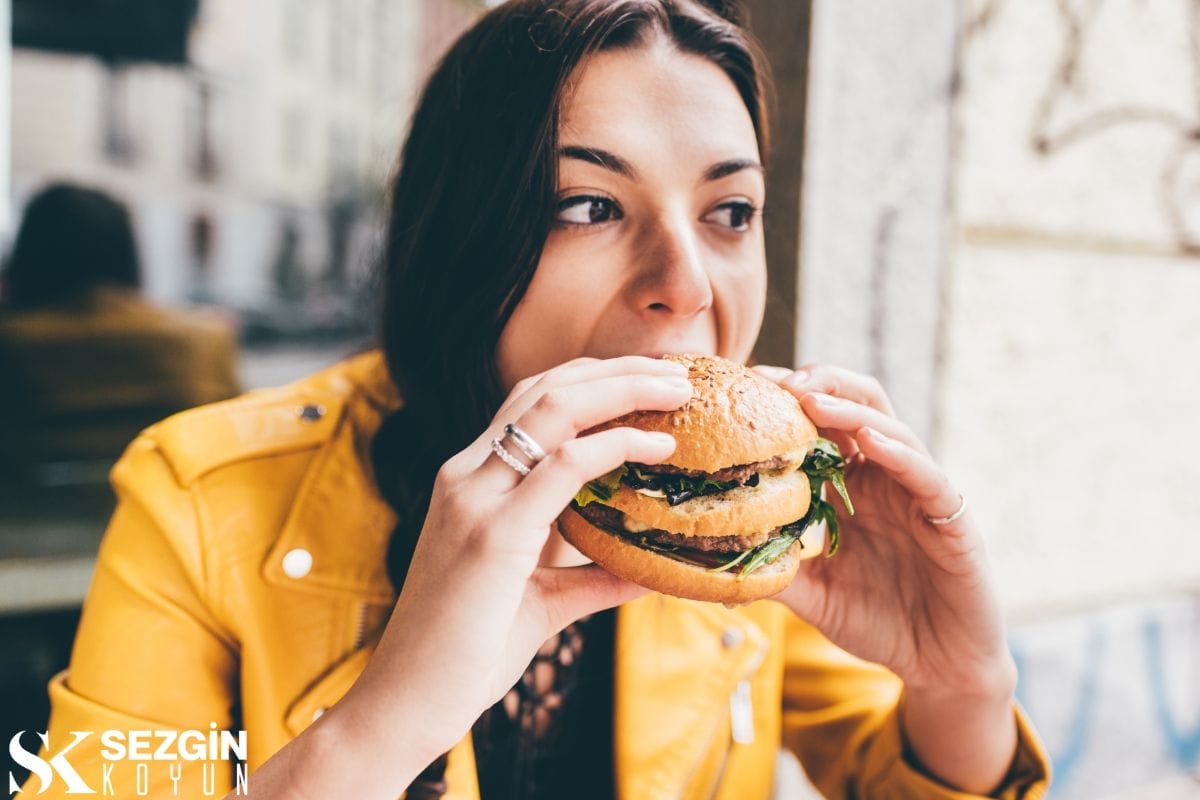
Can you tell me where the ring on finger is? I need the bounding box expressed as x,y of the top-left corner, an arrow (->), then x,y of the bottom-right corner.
504,422 -> 546,463
924,492 -> 968,525
490,437 -> 532,476
489,423 -> 547,478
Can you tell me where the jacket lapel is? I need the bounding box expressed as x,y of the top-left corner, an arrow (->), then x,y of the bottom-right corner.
261,417 -> 398,603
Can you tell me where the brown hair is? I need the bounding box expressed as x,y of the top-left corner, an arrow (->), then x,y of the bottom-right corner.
369,0 -> 773,793
3,183 -> 141,309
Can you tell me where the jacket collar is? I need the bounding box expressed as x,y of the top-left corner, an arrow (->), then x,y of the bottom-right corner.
262,350 -> 401,604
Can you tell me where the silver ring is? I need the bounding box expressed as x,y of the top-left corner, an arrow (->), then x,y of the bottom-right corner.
490,437 -> 531,476
503,423 -> 546,463
925,493 -> 968,525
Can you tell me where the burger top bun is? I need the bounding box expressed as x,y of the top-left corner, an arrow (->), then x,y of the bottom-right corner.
586,354 -> 818,471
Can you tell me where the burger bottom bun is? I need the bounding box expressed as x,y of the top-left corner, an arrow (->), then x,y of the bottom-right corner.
557,506 -> 826,605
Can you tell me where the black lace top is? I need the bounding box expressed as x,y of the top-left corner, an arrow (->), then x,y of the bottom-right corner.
471,608 -> 617,800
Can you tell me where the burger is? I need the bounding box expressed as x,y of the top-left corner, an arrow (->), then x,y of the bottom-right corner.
556,354 -> 854,605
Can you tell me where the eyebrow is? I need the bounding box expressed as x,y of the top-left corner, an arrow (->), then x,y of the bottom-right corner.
558,145 -> 763,183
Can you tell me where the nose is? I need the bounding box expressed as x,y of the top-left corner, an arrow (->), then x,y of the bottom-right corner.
630,210 -> 714,319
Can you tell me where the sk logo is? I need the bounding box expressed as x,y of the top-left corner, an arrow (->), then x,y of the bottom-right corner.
7,731 -> 95,795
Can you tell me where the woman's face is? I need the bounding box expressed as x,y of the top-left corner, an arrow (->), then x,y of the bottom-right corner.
496,37 -> 768,392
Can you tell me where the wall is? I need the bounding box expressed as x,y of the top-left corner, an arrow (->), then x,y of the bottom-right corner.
796,0 -> 1200,796
947,2 -> 1200,796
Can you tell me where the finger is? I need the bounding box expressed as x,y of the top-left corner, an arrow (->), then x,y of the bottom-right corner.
799,392 -> 929,456
474,375 -> 691,490
509,426 -> 677,529
751,364 -> 792,382
496,355 -> 688,420
480,356 -> 687,461
855,426 -> 970,534
532,563 -> 650,634
780,364 -> 896,417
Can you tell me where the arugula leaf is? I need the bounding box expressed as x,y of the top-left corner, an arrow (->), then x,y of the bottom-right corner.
737,533 -> 799,578
810,494 -> 841,556
625,465 -> 745,505
802,438 -> 854,515
798,438 -> 852,557
707,547 -> 755,574
727,496 -> 841,579
573,465 -> 628,507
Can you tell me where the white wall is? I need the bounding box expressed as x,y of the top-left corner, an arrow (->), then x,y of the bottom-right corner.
799,2 -> 1200,794
947,0 -> 1200,619
798,0 -> 959,447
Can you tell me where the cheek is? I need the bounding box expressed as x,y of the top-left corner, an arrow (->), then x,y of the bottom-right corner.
494,244 -> 613,389
713,251 -> 767,361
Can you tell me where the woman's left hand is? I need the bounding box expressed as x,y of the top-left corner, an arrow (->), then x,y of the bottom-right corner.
754,363 -> 1016,697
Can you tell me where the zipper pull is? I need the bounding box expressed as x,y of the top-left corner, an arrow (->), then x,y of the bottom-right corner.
730,679 -> 754,745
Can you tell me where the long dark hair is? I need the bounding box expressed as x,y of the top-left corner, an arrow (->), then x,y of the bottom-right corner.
370,0 -> 773,793
2,183 -> 141,309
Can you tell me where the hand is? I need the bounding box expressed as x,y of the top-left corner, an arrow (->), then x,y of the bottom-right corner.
339,356 -> 693,764
754,363 -> 1016,697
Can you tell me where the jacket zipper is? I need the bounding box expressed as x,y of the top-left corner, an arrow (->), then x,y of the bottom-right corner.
351,601 -> 368,650
686,635 -> 769,800
675,697 -> 733,800
696,681 -> 757,800
729,679 -> 754,746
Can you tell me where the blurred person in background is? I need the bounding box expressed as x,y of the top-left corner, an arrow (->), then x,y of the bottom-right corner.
0,182 -> 240,483
15,2 -> 1050,799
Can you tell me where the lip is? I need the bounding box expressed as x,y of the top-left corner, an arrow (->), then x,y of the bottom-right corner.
632,348 -> 714,359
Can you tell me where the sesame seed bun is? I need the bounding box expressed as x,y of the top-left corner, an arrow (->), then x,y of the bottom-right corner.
584,354 -> 819,471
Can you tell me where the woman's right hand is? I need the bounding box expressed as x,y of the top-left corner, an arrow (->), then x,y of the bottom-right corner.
329,355 -> 693,778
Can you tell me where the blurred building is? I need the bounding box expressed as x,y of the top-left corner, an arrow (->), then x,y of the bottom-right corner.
7,0 -> 484,333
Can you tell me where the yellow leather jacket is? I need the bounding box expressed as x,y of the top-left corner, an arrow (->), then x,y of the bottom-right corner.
17,351 -> 1050,799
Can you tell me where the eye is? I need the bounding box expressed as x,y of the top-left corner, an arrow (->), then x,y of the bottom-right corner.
706,201 -> 761,232
555,195 -> 624,227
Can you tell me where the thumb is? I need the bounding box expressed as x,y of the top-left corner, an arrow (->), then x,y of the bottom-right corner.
751,364 -> 792,382
532,563 -> 650,633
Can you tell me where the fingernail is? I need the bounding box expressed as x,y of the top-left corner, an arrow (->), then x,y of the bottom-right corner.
864,427 -> 888,442
663,361 -> 689,374
661,376 -> 693,391
647,432 -> 676,446
809,392 -> 840,407
787,369 -> 811,386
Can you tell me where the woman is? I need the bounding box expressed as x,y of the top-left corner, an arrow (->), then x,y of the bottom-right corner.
0,183 -> 239,477
16,1 -> 1050,799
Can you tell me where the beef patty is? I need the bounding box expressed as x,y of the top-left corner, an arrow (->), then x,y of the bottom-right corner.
628,455 -> 790,485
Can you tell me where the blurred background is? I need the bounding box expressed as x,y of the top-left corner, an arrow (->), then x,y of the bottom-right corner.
0,1 -> 1196,798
